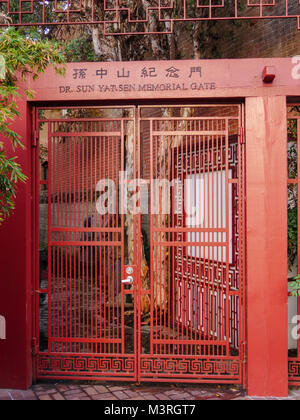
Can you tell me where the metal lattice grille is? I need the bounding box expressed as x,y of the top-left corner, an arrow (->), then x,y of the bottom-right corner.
35,105 -> 245,384
37,109 -> 138,381
0,0 -> 299,31
288,109 -> 300,386
139,105 -> 245,383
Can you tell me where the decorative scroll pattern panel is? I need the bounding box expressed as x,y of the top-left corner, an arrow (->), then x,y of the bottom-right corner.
0,0 -> 299,31
140,356 -> 241,382
289,359 -> 300,384
38,355 -> 136,379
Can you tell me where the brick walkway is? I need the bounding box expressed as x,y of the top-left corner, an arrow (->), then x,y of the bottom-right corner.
0,382 -> 299,400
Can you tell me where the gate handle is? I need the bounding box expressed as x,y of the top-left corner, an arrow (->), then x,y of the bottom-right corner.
121,276 -> 134,284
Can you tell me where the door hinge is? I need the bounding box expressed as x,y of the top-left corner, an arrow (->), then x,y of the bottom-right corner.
32,130 -> 39,147
239,127 -> 245,145
241,342 -> 247,364
31,337 -> 38,356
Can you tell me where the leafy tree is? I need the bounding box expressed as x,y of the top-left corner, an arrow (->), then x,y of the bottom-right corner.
37,1 -> 248,314
0,27 -> 65,224
288,110 -> 300,296
0,2 -> 248,313
290,275 -> 300,297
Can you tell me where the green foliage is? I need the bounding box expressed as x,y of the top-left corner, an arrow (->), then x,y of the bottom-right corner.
288,206 -> 297,270
0,27 -> 65,224
288,119 -> 298,270
0,154 -> 26,224
290,275 -> 300,297
64,36 -> 99,63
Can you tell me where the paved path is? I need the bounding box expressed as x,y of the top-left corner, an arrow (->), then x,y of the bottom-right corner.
0,382 -> 300,400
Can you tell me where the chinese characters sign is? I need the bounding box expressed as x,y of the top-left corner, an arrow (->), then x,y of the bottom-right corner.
28,58 -> 300,102
59,63 -> 215,95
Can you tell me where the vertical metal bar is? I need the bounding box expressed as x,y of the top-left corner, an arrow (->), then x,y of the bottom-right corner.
65,136 -> 69,353
164,133 -> 169,356
176,120 -> 180,356
82,131 -> 86,354
212,133 -> 216,347
69,136 -> 73,354
195,130 -> 199,352
121,121 -> 125,356
238,107 -> 244,384
225,119 -> 230,355
99,133 -> 103,355
180,118 -> 184,355
111,130 -> 116,354
188,123 -> 193,355
60,132 -> 63,350
241,106 -> 245,386
48,123 -> 52,352
171,128 -> 176,355
137,107 -> 141,382
77,137 -> 81,354
81,129 -> 85,355
33,108 -> 39,380
159,123 -> 162,357
107,132 -> 111,354
200,130 -> 204,349
112,131 -> 116,355
297,119 -> 300,360
90,132 -> 94,355
150,119 -> 154,357
86,131 -> 89,354
73,135 -> 76,356
94,132 -> 98,355
208,132 -> 212,353
216,131 -> 220,356
133,111 -> 138,380
220,127 -> 225,355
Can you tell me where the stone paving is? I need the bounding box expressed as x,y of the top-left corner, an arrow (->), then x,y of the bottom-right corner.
0,382 -> 300,400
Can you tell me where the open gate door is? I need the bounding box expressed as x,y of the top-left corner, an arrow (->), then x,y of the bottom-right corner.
36,107 -> 138,381
138,105 -> 245,384
35,104 -> 245,384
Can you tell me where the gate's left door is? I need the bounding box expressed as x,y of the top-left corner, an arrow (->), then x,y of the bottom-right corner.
35,107 -> 137,381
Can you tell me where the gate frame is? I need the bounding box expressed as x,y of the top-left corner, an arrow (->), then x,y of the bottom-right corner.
0,58 -> 294,397
33,103 -> 246,385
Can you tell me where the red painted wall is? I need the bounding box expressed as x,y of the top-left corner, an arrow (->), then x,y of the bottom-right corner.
0,59 -> 295,395
0,100 -> 32,389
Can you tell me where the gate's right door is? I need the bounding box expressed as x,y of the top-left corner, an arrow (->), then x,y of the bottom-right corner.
138,105 -> 245,384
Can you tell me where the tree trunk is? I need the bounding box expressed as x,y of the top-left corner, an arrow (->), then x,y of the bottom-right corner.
152,108 -> 173,311
125,115 -> 150,314
152,107 -> 194,311
86,1 -> 199,314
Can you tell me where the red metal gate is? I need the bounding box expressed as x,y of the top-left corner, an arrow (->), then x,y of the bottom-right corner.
288,106 -> 300,386
34,105 -> 245,384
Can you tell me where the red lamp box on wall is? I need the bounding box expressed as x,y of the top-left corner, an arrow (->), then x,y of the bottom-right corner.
262,66 -> 276,83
